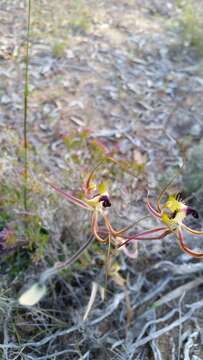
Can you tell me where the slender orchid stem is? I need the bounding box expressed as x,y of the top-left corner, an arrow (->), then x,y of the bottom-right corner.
104,233 -> 111,293
23,0 -> 31,211
40,235 -> 94,283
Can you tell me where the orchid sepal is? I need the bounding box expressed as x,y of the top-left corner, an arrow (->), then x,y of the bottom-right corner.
177,227 -> 203,258
182,223 -> 203,236
146,198 -> 162,218
49,183 -> 92,211
91,212 -> 108,243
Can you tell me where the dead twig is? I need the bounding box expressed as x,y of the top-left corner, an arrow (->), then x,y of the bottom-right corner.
153,278 -> 203,308
132,300 -> 203,350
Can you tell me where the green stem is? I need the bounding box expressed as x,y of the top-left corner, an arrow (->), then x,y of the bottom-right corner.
23,0 -> 31,211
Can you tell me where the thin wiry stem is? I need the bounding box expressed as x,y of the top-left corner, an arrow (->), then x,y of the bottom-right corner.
23,0 -> 31,211
40,235 -> 94,283
104,233 -> 111,292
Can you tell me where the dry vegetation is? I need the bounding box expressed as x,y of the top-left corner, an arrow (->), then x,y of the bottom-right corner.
0,0 -> 203,359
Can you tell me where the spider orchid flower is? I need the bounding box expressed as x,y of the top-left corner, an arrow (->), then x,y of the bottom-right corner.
120,191 -> 203,258
48,167 -> 131,246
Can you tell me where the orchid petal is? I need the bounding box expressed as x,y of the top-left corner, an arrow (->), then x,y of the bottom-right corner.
122,242 -> 138,259
119,228 -> 170,248
92,213 -> 108,243
146,198 -> 162,218
49,183 -> 92,210
127,227 -> 167,240
177,227 -> 203,258
83,162 -> 103,194
156,164 -> 184,212
103,215 -> 151,237
156,177 -> 176,212
117,215 -> 151,234
182,223 -> 203,236
131,229 -> 171,241
103,213 -> 115,234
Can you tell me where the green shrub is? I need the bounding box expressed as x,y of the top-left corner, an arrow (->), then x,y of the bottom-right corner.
177,1 -> 203,53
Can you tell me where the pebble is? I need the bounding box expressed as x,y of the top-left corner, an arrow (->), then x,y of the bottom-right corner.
1,95 -> 11,104
190,123 -> 202,137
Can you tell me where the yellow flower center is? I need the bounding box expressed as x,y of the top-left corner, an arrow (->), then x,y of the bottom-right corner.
161,195 -> 187,229
84,181 -> 111,211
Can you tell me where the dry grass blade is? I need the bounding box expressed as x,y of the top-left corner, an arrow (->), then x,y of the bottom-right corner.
0,324 -> 79,350
136,308 -> 179,343
90,292 -> 125,326
132,276 -> 171,309
133,301 -> 203,350
83,281 -> 99,321
26,349 -> 81,359
151,260 -> 203,275
153,278 -> 203,308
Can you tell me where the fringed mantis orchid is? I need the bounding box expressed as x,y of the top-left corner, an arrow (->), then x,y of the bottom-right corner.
120,182 -> 203,258
48,166 -> 135,246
